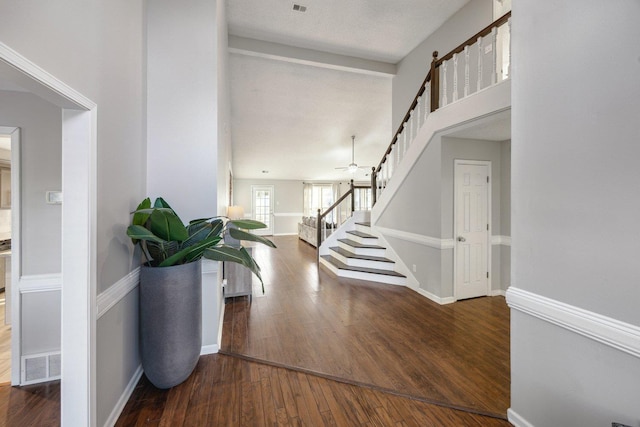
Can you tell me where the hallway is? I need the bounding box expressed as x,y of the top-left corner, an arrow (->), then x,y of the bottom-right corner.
119,235 -> 510,425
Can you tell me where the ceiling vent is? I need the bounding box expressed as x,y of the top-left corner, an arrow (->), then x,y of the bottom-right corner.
292,4 -> 307,12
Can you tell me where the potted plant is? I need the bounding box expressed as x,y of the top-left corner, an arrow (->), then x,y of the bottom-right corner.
127,197 -> 275,389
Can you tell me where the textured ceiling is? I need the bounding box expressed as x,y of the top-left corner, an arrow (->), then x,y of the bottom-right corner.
227,0 -> 471,181
230,54 -> 391,181
227,0 -> 469,63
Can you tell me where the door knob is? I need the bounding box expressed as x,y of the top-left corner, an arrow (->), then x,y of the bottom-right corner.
457,236 -> 466,242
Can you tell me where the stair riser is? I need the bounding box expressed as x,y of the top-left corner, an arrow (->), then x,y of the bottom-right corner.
330,250 -> 395,271
345,233 -> 379,245
319,259 -> 406,286
337,241 -> 386,257
355,224 -> 373,234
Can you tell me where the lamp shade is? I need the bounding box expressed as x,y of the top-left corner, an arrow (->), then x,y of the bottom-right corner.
227,205 -> 244,220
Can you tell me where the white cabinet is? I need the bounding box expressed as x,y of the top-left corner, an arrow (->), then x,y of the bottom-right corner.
0,168 -> 10,209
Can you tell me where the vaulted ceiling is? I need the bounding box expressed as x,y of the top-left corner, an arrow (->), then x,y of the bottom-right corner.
227,0 -> 470,181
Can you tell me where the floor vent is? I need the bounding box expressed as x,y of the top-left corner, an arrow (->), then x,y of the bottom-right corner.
21,351 -> 61,385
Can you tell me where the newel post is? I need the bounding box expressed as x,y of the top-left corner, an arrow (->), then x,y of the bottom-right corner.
371,167 -> 377,207
350,179 -> 355,213
430,51 -> 439,112
316,208 -> 321,259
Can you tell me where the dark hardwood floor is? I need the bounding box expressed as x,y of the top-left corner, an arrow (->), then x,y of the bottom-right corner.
119,235 -> 511,425
3,235 -> 510,426
0,381 -> 60,426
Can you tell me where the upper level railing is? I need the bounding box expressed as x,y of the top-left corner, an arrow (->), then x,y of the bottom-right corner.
371,11 -> 511,206
316,180 -> 371,256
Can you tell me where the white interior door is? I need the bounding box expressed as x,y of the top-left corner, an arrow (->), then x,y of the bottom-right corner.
454,161 -> 490,300
252,185 -> 274,236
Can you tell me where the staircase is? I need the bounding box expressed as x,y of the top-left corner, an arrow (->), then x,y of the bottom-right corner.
319,222 -> 406,286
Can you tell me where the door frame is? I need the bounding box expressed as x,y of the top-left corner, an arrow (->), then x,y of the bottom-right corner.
453,159 -> 492,301
0,42 -> 98,425
251,185 -> 274,236
0,126 -> 21,385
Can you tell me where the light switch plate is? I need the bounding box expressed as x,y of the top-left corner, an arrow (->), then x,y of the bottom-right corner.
46,191 -> 62,204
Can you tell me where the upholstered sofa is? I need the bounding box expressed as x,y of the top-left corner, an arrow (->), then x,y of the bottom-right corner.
298,216 -> 336,247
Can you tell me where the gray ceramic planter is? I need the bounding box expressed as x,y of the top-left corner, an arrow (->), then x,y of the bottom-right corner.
139,260 -> 202,389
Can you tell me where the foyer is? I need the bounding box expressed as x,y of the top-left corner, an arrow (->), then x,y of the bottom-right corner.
117,235 -> 510,425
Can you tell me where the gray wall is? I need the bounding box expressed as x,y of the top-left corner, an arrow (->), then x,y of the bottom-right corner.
0,91 -> 64,359
441,136 -> 510,293
511,0 -> 640,425
234,179 -> 304,235
392,0 -> 493,130
0,2 -> 146,426
0,91 -> 62,275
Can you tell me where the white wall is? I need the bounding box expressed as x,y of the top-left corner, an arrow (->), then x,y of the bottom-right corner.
510,1 -> 640,425
0,2 -> 146,425
392,0 -> 493,130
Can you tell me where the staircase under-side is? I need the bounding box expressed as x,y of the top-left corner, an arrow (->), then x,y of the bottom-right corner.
319,221 -> 406,286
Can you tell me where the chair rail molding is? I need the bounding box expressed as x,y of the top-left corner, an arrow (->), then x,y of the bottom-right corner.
507,287 -> 640,359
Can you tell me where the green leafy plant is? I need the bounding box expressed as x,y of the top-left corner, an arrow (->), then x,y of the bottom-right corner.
127,197 -> 276,288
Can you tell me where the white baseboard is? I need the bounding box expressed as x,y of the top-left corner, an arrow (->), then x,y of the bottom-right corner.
414,287 -> 455,305
274,232 -> 297,236
200,344 -> 219,355
507,287 -> 640,359
490,289 -> 506,297
103,364 -> 143,427
507,408 -> 535,427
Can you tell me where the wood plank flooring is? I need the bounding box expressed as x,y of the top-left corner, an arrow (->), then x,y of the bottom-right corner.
118,235 -> 510,425
222,236 -> 510,418
117,353 -> 510,426
0,381 -> 60,426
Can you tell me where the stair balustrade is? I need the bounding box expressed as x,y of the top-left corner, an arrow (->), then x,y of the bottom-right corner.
316,179 -> 371,259
371,11 -> 511,206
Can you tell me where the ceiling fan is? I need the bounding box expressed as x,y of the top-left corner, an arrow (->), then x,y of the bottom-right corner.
335,135 -> 370,174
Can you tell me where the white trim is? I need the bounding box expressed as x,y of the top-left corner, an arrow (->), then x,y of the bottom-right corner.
507,408 -> 535,427
1,40 -> 98,426
200,344 -> 219,355
413,287 -> 455,305
507,287 -> 640,359
102,365 -> 143,427
96,268 -> 140,319
491,235 -> 511,246
490,289 -> 506,297
454,160 -> 492,301
376,226 -> 454,249
201,259 -> 219,274
18,274 -> 62,293
273,212 -> 303,217
1,126 -> 22,385
274,232 -> 298,236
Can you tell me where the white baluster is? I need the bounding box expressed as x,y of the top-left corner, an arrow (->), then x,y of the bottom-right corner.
424,85 -> 430,122
464,45 -> 470,97
441,60 -> 448,106
416,96 -> 423,129
477,36 -> 483,92
408,111 -> 414,147
452,53 -> 459,102
507,17 -> 512,79
491,27 -> 497,85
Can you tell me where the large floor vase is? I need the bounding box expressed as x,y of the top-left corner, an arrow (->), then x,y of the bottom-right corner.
140,260 -> 202,389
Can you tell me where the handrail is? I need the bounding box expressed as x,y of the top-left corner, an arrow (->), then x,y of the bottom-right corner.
316,180 -> 372,257
373,11 -> 511,177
